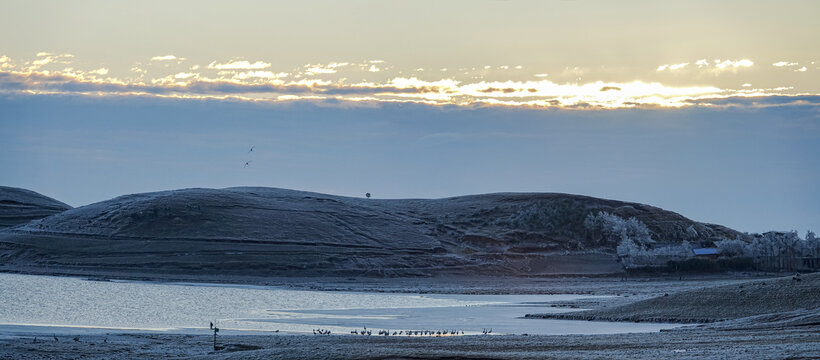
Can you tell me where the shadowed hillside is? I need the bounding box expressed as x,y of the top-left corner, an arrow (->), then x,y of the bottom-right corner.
0,186 -> 71,229
0,187 -> 741,278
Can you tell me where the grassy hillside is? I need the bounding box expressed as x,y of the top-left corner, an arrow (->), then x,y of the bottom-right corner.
0,187 -> 742,278
0,186 -> 71,228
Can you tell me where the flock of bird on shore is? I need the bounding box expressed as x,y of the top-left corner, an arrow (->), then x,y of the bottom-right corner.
312,326 -> 494,337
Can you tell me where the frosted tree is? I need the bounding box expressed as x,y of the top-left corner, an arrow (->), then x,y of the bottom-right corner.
744,231 -> 808,257
613,229 -> 820,269
714,238 -> 749,257
616,238 -> 643,268
584,211 -> 655,247
798,230 -> 819,257
715,230 -> 820,259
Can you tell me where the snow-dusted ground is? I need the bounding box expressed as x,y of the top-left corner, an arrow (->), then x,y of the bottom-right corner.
0,278 -> 816,359
0,187 -> 741,278
527,273 -> 820,323
2,328 -> 818,360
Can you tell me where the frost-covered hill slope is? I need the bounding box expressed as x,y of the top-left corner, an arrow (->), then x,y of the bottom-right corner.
0,186 -> 71,228
0,187 -> 741,277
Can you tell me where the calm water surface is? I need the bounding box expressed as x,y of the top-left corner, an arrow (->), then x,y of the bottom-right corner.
0,273 -> 677,336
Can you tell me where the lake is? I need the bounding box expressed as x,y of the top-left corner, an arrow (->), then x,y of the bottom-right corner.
0,273 -> 677,336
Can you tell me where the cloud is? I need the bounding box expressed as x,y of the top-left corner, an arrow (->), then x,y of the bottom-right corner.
0,54 -> 815,110
479,87 -> 517,94
233,71 -> 288,80
208,59 -> 271,70
368,64 -> 381,72
303,62 -> 349,75
656,63 -> 688,71
688,59 -> 753,73
25,53 -> 74,70
35,52 -> 72,58
769,61 -> 807,72
684,95 -> 820,108
305,67 -> 336,75
0,70 -> 451,99
32,58 -> 53,66
151,55 -> 184,61
4,67 -> 808,110
174,72 -> 198,79
0,55 -> 14,70
88,68 -> 109,76
0,71 -> 296,95
714,59 -> 753,69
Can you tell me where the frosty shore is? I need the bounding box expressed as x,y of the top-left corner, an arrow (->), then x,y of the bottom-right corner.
2,327 -> 817,360
1,273 -> 817,359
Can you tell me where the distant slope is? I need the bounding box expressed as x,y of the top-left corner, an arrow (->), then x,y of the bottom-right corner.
0,186 -> 71,228
527,273 -> 820,323
0,187 -> 741,278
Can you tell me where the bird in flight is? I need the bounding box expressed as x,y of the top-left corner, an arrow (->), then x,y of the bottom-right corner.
244,161 -> 251,168
248,145 -> 255,153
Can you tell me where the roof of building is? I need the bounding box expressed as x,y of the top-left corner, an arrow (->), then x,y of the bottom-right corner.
693,248 -> 719,256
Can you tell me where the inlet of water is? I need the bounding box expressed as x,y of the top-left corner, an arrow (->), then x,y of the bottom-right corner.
0,273 -> 677,336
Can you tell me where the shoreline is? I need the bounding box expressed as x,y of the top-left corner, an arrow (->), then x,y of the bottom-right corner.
0,266 -> 774,295
1,271 -> 817,358
525,273 -> 820,324
2,326 -> 817,359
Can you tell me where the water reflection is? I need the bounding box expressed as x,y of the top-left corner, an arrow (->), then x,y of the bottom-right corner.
0,273 -> 677,335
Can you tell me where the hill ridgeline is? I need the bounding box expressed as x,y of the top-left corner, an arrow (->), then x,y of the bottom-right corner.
0,187 -> 741,278
0,186 -> 72,229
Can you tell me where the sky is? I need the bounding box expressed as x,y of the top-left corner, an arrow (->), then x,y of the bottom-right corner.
0,0 -> 818,234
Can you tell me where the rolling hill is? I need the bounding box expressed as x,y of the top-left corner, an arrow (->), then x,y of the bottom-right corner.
0,186 -> 71,229
0,187 -> 741,278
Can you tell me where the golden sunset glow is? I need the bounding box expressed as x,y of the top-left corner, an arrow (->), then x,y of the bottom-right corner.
0,53 -> 815,109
